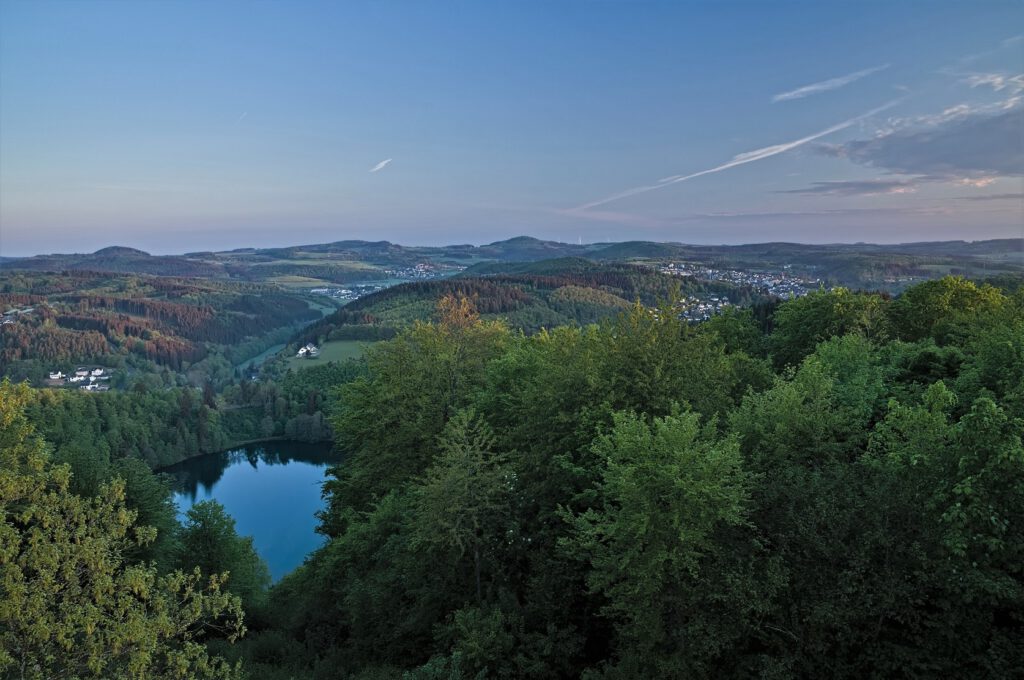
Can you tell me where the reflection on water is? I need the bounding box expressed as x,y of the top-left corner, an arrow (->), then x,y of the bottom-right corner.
163,441 -> 338,502
162,441 -> 338,581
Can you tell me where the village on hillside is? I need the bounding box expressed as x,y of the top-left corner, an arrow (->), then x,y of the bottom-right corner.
46,366 -> 114,391
659,262 -> 821,299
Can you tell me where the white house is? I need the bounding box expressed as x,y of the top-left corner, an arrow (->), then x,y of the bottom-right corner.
69,375 -> 85,383
49,371 -> 64,380
74,368 -> 89,377
91,368 -> 104,377
296,343 -> 320,358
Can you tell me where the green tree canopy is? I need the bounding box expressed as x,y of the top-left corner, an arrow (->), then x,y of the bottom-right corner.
177,500 -> 271,611
0,381 -> 245,680
767,287 -> 889,367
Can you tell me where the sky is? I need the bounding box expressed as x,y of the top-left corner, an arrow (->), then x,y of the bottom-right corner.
1,0 -> 1022,256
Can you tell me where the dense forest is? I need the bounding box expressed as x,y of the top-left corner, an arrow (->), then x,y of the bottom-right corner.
2,275 -> 1022,678
20,359 -> 356,470
0,271 -> 326,379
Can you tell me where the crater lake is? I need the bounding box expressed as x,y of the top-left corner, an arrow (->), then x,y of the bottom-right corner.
163,441 -> 337,580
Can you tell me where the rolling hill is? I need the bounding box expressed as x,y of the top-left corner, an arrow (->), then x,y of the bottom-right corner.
4,236 -> 1020,286
289,258 -> 766,347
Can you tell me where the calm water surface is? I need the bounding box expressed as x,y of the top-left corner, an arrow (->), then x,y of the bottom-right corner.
163,441 -> 337,580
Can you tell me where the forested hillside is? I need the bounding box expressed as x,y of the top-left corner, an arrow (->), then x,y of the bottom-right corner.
2,275 -> 1022,678
294,259 -> 762,346
231,276 -> 1022,678
0,271 -> 327,380
20,359 -> 358,471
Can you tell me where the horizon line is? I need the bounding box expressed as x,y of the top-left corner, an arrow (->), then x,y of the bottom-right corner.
2,233 -> 1020,260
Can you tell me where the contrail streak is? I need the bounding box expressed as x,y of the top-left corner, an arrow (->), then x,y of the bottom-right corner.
573,99 -> 900,211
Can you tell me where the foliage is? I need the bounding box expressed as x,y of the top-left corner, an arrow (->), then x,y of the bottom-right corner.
178,501 -> 272,611
7,273 -> 1024,678
567,410 -> 764,678
0,381 -> 245,680
889,275 -> 1006,343
413,409 -> 513,603
257,280 -> 1024,678
323,296 -> 511,528
767,287 -> 889,367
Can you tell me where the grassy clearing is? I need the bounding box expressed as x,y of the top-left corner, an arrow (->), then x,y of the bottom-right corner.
286,340 -> 373,369
306,298 -> 341,316
267,275 -> 333,288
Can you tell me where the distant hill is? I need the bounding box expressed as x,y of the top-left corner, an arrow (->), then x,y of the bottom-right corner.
460,257 -> 602,277
587,241 -> 692,260
471,236 -> 591,260
3,236 -> 1020,289
0,247 -> 226,278
868,239 -> 1022,258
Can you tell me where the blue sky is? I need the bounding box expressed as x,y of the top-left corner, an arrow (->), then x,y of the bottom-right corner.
1,0 -> 1021,256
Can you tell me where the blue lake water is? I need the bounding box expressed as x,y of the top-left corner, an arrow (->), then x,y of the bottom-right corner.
163,441 -> 337,581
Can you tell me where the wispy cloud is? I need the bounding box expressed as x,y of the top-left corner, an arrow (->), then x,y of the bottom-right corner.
689,206 -> 953,219
958,34 -> 1023,65
964,72 -> 1024,94
953,177 -> 998,188
556,205 -> 955,231
839,105 -> 1023,180
772,64 -> 889,102
954,192 -> 1024,201
572,99 -> 900,211
780,179 -> 917,196
369,158 -> 392,173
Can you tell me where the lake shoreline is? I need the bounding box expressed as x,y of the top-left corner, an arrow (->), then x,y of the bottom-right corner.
155,437 -> 337,471
166,439 -> 337,580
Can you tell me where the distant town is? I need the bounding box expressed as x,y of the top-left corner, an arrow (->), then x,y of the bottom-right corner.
384,262 -> 467,280
308,284 -> 388,303
308,262 -> 467,302
658,262 -> 822,299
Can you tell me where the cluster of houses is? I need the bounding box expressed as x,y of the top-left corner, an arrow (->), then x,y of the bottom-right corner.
308,284 -> 386,302
384,262 -> 467,280
48,367 -> 112,391
295,343 -> 320,358
659,262 -> 819,299
679,295 -> 733,321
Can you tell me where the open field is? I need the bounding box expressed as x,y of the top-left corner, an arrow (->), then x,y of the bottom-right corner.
285,339 -> 373,369
267,275 -> 334,288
